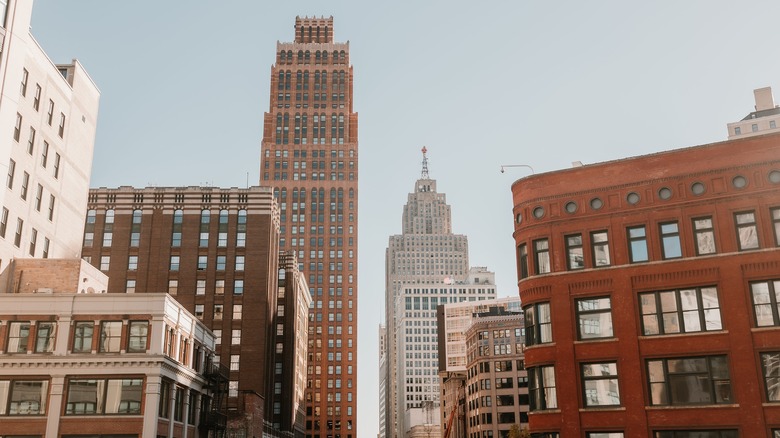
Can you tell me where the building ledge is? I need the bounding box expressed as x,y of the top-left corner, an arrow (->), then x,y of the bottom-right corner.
646,404 -> 739,410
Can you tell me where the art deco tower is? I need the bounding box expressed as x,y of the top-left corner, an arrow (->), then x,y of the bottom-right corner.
260,17 -> 358,438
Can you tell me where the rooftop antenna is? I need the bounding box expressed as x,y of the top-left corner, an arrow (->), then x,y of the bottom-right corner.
421,146 -> 429,179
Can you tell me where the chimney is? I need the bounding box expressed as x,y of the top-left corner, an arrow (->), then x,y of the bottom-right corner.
754,86 -> 775,111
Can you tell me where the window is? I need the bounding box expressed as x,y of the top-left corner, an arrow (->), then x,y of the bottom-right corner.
693,217 -> 716,255
171,209 -> 183,247
6,158 -> 14,189
517,243 -> 528,279
58,113 -> 65,138
43,237 -> 49,258
237,210 -> 247,246
47,99 -> 54,125
734,127 -> 741,135
41,141 -> 49,168
27,127 -> 35,154
216,255 -> 226,270
647,355 -> 731,406
230,354 -> 240,371
234,279 -> 244,295
232,329 -> 241,345
534,239 -> 550,274
99,255 -> 110,271
5,380 -> 48,415
13,218 -> 22,247
233,304 -> 242,320
772,120 -> 778,129
0,207 -> 8,238
168,279 -> 178,295
199,209 -> 210,247
130,209 -> 142,246
735,211 -> 759,250
128,321 -> 149,352
587,434 -> 624,438
7,321 -> 30,353
13,113 -> 21,142
236,255 -> 245,271
33,83 -> 41,110
576,297 -> 613,340
28,228 -> 36,256
34,184 -> 42,211
751,280 -> 780,327
196,280 -> 206,295
565,234 -> 584,270
194,304 -> 204,319
32,321 -> 54,353
218,209 -> 228,246
752,123 -> 759,132
590,231 -> 610,266
53,153 -> 61,178
524,302 -> 552,345
659,222 -> 681,259
126,279 -> 136,293
214,304 -> 224,320
529,365 -> 557,410
640,287 -> 722,335
20,68 -> 28,96
215,279 -> 225,295
72,321 -> 94,353
127,255 -> 138,270
99,321 -> 122,353
20,171 -> 29,200
761,352 -> 780,402
170,255 -> 180,271
654,431 -> 736,438
627,226 -> 648,262
198,255 -> 207,270
772,208 -> 780,247
103,209 -> 114,246
65,378 -> 143,415
581,362 -> 620,407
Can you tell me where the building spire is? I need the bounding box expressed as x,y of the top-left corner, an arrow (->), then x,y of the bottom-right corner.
421,146 -> 429,179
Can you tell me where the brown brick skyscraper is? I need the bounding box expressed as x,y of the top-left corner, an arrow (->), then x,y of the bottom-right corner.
260,16 -> 358,437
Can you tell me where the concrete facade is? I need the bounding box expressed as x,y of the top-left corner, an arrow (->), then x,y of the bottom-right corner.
260,16 -> 358,438
512,132 -> 780,437
0,0 -> 100,267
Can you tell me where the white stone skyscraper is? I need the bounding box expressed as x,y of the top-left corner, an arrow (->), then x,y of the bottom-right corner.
381,149 -> 496,438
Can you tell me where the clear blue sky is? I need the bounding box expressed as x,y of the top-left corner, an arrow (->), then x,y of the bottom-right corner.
32,1 -> 780,436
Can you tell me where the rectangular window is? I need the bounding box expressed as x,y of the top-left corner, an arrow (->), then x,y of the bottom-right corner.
65,378 -> 142,415
6,158 -> 14,188
627,226 -> 648,262
236,255 -> 245,271
565,234 -> 584,270
41,141 -> 49,167
130,209 -> 141,246
659,222 -> 681,259
47,99 -> 54,125
761,352 -> 780,402
27,127 -> 35,154
232,329 -> 241,345
751,280 -> 780,327
653,431 -> 736,438
576,297 -> 613,340
103,209 -> 114,246
34,184 -> 42,211
772,208 -> 780,247
735,211 -> 759,250
237,210 -> 247,247
215,279 -> 225,294
20,69 -> 28,96
528,365 -> 557,411
33,322 -> 55,353
230,354 -> 240,371
194,304 -> 204,319
159,380 -> 170,418
590,231 -> 610,266
647,355 -> 731,406
128,255 -> 138,270
20,171 -> 29,200
234,279 -> 244,295
582,362 -> 620,407
33,84 -> 41,110
43,237 -> 50,258
640,287 -> 722,335
7,321 -> 30,353
233,304 -> 242,320
216,255 -> 226,270
534,238 -> 550,274
28,227 -> 37,256
13,113 -> 21,141
170,255 -> 180,271
99,321 -> 122,353
197,255 -> 207,270
199,209 -> 210,247
214,304 -> 224,320
100,255 -> 110,271
58,113 -> 66,138
168,279 -> 178,295
0,207 -> 8,237
54,153 -> 61,178
127,321 -> 149,352
196,279 -> 206,295
693,217 -> 716,255
8,380 -> 48,415
14,218 -> 23,247
587,434 -> 624,438
72,321 -> 94,353
517,243 -> 528,279
524,302 -> 552,346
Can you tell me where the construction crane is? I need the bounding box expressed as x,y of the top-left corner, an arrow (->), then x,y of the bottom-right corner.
443,384 -> 465,438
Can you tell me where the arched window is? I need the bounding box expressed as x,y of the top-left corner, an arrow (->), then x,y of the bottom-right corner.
303,71 -> 310,90
275,114 -> 283,145
284,71 -> 291,90
349,188 -> 354,199
315,51 -> 322,64
296,71 -> 302,90
304,50 -> 311,64
322,51 -> 328,63
277,72 -> 284,90
297,50 -> 304,63
332,51 -> 339,63
283,113 -> 289,144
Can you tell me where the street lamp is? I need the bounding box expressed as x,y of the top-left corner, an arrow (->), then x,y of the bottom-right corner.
500,164 -> 534,174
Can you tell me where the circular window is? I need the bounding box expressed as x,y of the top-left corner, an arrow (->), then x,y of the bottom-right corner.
658,187 -> 672,200
515,213 -> 522,225
691,182 -> 706,195
532,206 -> 545,219
732,175 -> 747,189
564,201 -> 577,214
627,192 -> 640,205
590,197 -> 603,210
770,170 -> 780,184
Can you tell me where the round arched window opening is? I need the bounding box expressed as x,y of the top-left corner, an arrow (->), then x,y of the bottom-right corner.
532,206 -> 545,219
515,213 -> 522,225
658,187 -> 673,200
732,175 -> 747,189
590,197 -> 603,210
691,182 -> 706,196
626,192 -> 640,205
769,170 -> 780,184
564,201 -> 577,214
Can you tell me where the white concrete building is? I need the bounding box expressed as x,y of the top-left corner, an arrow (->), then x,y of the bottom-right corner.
381,149 -> 497,438
0,0 -> 100,267
727,86 -> 780,139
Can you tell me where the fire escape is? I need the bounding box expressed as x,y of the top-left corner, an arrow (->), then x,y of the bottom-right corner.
201,359 -> 229,437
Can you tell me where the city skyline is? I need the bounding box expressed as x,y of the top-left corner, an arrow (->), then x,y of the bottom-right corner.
29,1 -> 780,436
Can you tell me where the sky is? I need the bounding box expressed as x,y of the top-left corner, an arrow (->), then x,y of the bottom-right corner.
31,1 -> 780,436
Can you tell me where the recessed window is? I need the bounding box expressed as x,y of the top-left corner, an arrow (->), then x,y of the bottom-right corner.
772,208 -> 780,247
532,206 -> 545,219
752,123 -> 759,132
627,226 -> 648,263
517,243 -> 528,279
590,197 -> 603,210
731,175 -> 747,189
566,234 -> 584,270
7,321 -> 31,353
693,217 -> 716,255
528,365 -> 557,410
5,380 -> 49,415
576,297 -> 613,340
771,120 -> 777,129
659,222 -> 682,259
590,231 -> 610,267
658,187 -> 672,200
534,239 -> 550,274
734,127 -> 742,135
524,302 -> 552,345
564,201 -> 577,214
770,170 -> 780,184
72,322 -> 94,353
647,355 -> 731,406
691,182 -> 706,195
751,280 -> 780,327
127,321 -> 149,352
581,362 -> 620,407
735,211 -> 759,250
65,378 -> 142,415
640,287 -> 722,335
99,321 -> 122,353
515,213 -> 522,224
169,256 -> 180,271
761,352 -> 780,402
626,192 -> 640,205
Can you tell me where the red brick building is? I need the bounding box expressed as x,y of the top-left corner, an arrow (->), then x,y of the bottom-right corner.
511,132 -> 780,438
260,17 -> 358,437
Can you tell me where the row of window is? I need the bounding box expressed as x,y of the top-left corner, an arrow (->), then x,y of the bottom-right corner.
266,148 -> 355,159
526,280 -> 780,346
3,320 -> 148,354
276,49 -> 348,65
19,68 -> 68,137
0,207 -> 51,257
519,209 -> 780,277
